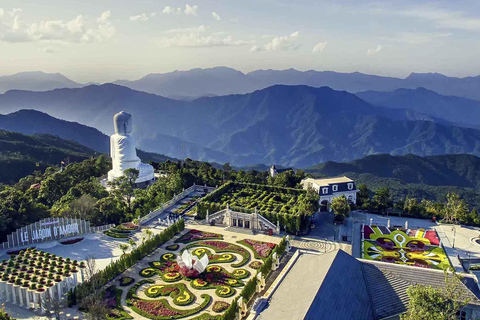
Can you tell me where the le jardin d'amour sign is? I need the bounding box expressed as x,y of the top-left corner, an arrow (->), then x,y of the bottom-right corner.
1,217 -> 112,249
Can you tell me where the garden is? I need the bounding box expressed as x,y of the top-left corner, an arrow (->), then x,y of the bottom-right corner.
113,228 -> 286,319
196,182 -> 318,234
361,225 -> 450,270
0,248 -> 83,295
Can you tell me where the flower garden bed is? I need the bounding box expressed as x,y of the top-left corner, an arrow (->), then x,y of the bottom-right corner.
249,261 -> 263,270
191,248 -> 236,264
144,283 -> 195,306
127,279 -> 212,319
174,230 -> 223,244
237,239 -> 276,259
190,265 -> 247,293
361,225 -> 450,269
184,241 -> 250,267
104,229 -> 131,239
60,237 -> 84,245
0,248 -> 81,295
212,301 -> 230,313
117,222 -> 139,231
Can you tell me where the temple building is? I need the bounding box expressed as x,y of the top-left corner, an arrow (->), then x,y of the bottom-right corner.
107,111 -> 155,187
301,176 -> 358,211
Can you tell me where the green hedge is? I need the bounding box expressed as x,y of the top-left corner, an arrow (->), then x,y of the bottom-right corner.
76,219 -> 185,302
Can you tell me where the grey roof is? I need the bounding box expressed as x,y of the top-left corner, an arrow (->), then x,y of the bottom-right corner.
258,250 -> 480,320
304,250 -> 374,320
361,259 -> 480,319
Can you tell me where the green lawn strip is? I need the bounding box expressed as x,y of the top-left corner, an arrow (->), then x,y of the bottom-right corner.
236,239 -> 276,260
144,283 -> 195,306
107,287 -> 133,320
128,292 -> 212,320
184,241 -> 250,267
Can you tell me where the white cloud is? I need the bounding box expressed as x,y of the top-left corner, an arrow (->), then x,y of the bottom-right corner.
0,9 -> 4,17
184,4 -> 198,16
0,10 -> 115,43
212,12 -> 221,21
366,45 -> 383,55
312,41 -> 328,53
151,13 -> 157,17
401,7 -> 480,32
39,47 -> 56,54
157,25 -> 250,47
130,13 -> 149,21
163,6 -> 182,15
8,8 -> 22,17
251,31 -> 300,52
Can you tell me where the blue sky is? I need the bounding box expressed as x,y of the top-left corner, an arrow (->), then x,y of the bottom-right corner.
0,0 -> 479,83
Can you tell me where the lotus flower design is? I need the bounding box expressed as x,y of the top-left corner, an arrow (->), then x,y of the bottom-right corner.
177,250 -> 209,278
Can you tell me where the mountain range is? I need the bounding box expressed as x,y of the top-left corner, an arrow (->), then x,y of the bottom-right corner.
306,153 -> 480,207
2,68 -> 480,101
0,109 -> 173,164
356,88 -> 480,129
0,129 -> 96,184
1,84 -> 480,167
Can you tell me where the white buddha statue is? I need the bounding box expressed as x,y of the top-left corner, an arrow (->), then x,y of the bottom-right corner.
107,111 -> 155,184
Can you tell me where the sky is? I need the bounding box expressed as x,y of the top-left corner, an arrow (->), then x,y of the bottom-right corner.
0,0 -> 480,83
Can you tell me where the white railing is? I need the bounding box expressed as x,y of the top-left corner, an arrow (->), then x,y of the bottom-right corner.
138,184 -> 216,225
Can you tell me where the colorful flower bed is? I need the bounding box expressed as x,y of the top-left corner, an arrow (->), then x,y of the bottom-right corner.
215,286 -> 236,298
185,241 -> 250,267
139,268 -> 158,278
60,237 -> 84,245
119,276 -> 135,287
191,248 -> 236,264
237,239 -> 276,259
144,283 -> 195,306
249,261 -> 263,270
174,230 -> 223,244
212,301 -> 230,313
190,265 -> 246,290
166,244 -> 180,251
127,280 -> 212,320
361,225 -> 450,270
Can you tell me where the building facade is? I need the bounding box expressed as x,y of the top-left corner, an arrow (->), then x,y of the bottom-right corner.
301,176 -> 358,211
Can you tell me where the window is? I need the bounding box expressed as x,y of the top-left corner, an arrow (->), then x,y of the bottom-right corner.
322,187 -> 329,194
348,183 -> 353,190
332,185 -> 338,192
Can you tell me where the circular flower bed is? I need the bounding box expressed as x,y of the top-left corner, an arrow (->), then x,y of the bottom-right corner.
60,237 -> 84,245
215,286 -> 235,298
165,244 -> 180,251
232,269 -> 249,279
143,283 -> 195,306
119,276 -> 135,287
161,253 -> 176,261
162,272 -> 182,282
191,278 -> 208,288
139,268 -> 157,278
249,261 -> 263,270
145,285 -> 177,298
212,301 -> 230,313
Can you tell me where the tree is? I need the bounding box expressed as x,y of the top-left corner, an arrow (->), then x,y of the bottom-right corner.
119,243 -> 129,255
109,168 -> 139,212
443,193 -> 469,224
41,288 -> 63,319
373,187 -> 392,213
128,238 -> 136,250
356,184 -> 369,207
467,208 -> 480,225
144,228 -> 153,241
331,195 -> 351,218
401,270 -> 470,320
